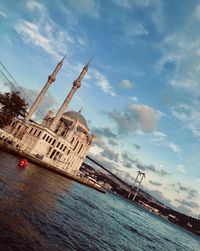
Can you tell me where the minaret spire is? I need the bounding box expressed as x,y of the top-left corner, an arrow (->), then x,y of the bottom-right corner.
49,60 -> 89,131
24,55 -> 66,122
78,107 -> 83,113
86,57 -> 92,67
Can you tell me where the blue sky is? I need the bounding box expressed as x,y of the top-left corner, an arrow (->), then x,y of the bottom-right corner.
0,0 -> 200,217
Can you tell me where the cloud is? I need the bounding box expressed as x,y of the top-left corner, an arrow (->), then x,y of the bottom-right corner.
108,139 -> 118,146
195,4 -> 200,19
106,2 -> 149,47
25,0 -> 44,11
106,104 -> 160,134
175,199 -> 200,210
149,190 -> 173,208
92,126 -> 117,139
68,0 -> 100,18
121,151 -> 137,168
174,205 -> 193,216
14,3 -> 86,60
111,169 -> 136,184
133,143 -> 141,150
129,96 -> 138,102
171,102 -> 200,138
177,164 -> 186,173
173,182 -> 198,199
92,136 -> 119,162
120,80 -> 134,89
112,0 -> 149,9
149,0 -> 164,33
88,68 -> 116,96
15,19 -> 71,59
149,180 -> 162,187
87,152 -> 119,170
124,22 -> 149,39
137,162 -> 170,177
151,131 -> 167,143
93,137 -> 106,149
100,148 -> 119,162
168,142 -> 181,153
0,10 -> 7,18
156,14 -> 200,137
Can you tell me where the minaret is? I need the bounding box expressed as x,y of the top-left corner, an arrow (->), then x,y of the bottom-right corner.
24,55 -> 66,122
50,59 -> 91,131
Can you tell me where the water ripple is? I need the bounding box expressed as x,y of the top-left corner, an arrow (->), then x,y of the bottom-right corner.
0,151 -> 199,251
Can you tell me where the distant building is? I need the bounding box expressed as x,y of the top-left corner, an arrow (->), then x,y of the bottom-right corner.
1,56 -> 95,175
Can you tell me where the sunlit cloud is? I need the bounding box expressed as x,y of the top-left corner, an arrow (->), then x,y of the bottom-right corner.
120,79 -> 134,89
106,104 -> 160,135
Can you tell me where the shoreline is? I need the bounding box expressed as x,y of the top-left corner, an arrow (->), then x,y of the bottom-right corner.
0,141 -> 106,194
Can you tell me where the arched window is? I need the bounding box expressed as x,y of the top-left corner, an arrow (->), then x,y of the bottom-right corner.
42,133 -> 47,140
78,144 -> 83,154
74,141 -> 79,150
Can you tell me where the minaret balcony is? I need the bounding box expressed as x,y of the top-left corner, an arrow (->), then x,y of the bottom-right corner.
73,80 -> 81,89
48,75 -> 56,83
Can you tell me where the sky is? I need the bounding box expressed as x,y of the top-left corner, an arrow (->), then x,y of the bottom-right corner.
0,0 -> 200,217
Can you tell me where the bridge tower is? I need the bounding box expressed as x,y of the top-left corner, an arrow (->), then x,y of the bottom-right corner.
128,171 -> 145,200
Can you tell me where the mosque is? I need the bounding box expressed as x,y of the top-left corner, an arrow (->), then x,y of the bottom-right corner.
1,56 -> 95,175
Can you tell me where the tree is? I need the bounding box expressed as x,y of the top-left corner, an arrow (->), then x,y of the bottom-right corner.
0,91 -> 28,128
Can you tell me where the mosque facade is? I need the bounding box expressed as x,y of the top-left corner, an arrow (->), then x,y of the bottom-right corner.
1,57 -> 95,175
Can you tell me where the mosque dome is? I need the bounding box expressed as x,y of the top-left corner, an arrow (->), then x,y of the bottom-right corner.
63,111 -> 88,129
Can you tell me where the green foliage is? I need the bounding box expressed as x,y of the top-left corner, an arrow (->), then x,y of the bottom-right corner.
0,91 -> 27,128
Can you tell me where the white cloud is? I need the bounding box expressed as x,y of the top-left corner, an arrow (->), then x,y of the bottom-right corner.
25,0 -> 44,11
14,1 -> 87,60
124,22 -> 149,42
195,4 -> 200,19
177,164 -> 186,173
171,103 -> 200,138
168,143 -> 181,153
120,79 -> 134,89
0,10 -> 7,18
15,18 -> 76,60
149,0 -> 164,33
112,0 -> 149,8
68,0 -> 100,18
15,20 -> 56,56
88,68 -> 116,96
157,31 -> 200,96
156,14 -> 200,137
129,96 -> 138,102
151,130 -> 166,143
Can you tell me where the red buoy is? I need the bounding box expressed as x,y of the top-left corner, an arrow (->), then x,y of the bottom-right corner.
18,159 -> 28,168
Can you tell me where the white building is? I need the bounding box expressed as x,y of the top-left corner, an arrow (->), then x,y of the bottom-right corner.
2,57 -> 95,175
